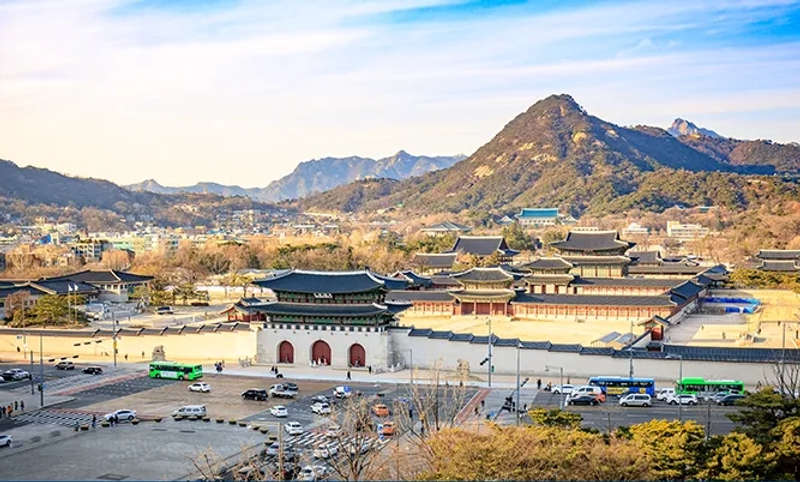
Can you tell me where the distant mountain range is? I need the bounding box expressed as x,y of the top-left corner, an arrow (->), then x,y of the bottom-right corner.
300,94 -> 799,217
126,150 -> 465,202
0,159 -> 279,228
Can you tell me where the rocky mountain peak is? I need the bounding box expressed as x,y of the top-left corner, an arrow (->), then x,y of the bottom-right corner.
668,118 -> 722,139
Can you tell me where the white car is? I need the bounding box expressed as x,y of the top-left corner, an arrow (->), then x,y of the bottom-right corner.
265,441 -> 280,456
656,388 -> 675,401
325,424 -> 341,438
188,382 -> 211,393
311,402 -> 331,415
270,405 -> 288,418
667,393 -> 698,406
619,393 -> 652,407
313,442 -> 339,459
0,435 -> 11,448
104,409 -> 137,422
284,421 -> 303,435
552,384 -> 575,395
298,466 -> 317,481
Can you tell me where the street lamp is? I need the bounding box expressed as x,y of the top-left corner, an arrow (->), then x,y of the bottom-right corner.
516,341 -> 521,426
486,317 -> 493,388
545,364 -> 565,409
408,348 -> 413,385
628,318 -> 634,378
667,353 -> 683,420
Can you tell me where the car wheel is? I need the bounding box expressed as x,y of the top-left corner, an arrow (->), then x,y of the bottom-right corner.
128,415 -> 134,421
669,401 -> 676,405
621,403 -> 628,407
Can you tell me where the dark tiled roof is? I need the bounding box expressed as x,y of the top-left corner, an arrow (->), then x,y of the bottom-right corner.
551,231 -> 634,252
525,274 -> 575,285
518,208 -> 558,218
562,255 -> 631,265
451,267 -> 514,283
408,327 -> 434,337
253,270 -> 386,294
385,290 -> 454,303
413,253 -> 457,268
429,330 -> 454,340
391,270 -> 433,288
450,333 -> 474,342
421,221 -> 471,232
43,270 -> 153,284
259,302 -> 388,317
512,293 -> 676,307
371,273 -> 410,290
523,257 -> 573,270
670,280 -> 704,300
595,331 -> 622,343
0,284 -> 50,298
629,250 -> 662,265
549,343 -> 583,352
429,275 -> 461,287
450,236 -> 519,257
627,264 -> 705,275
571,277 -> 679,287
664,345 -> 800,363
759,260 -> 800,272
757,249 -> 800,260
32,280 -> 100,296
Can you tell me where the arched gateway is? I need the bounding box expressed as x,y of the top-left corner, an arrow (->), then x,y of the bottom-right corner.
278,340 -> 294,363
349,343 -> 366,367
311,340 -> 331,365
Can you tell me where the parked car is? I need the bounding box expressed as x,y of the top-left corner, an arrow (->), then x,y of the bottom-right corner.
552,384 -> 575,395
298,465 -> 317,481
334,385 -> 352,398
567,394 -> 599,406
325,424 -> 341,438
270,405 -> 288,418
266,442 -> 281,456
283,382 -> 299,393
284,421 -> 303,436
55,361 -> 75,370
173,405 -> 207,419
156,306 -> 174,315
188,382 -> 210,393
656,388 -> 675,401
269,384 -> 296,399
104,409 -> 136,422
571,386 -> 606,402
667,394 -> 698,406
717,393 -> 746,406
380,421 -> 396,436
0,435 -> 11,448
313,443 -> 339,459
372,403 -> 390,417
241,389 -> 269,401
2,369 -> 31,381
703,391 -> 730,402
619,393 -> 653,407
82,366 -> 103,375
311,395 -> 329,404
311,402 -> 331,415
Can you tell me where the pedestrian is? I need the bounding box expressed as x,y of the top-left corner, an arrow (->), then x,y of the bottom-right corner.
1,406 -> 5,418
474,406 -> 479,416
14,401 -> 18,411
20,400 -> 24,411
75,421 -> 80,431
409,407 -> 413,419
114,414 -> 119,425
537,378 -> 542,390
480,399 -> 485,409
368,365 -> 372,374
346,371 -> 351,381
124,354 -> 128,361
92,414 -> 97,429
141,351 -> 145,359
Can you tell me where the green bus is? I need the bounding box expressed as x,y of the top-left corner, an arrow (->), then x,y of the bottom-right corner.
676,377 -> 744,398
148,361 -> 203,380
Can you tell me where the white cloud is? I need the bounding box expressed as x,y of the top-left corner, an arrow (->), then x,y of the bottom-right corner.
0,0 -> 798,186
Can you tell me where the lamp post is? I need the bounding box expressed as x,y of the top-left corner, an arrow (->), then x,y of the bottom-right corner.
628,318 -> 634,378
408,348 -> 413,385
486,318 -> 492,388
516,341 -> 521,426
667,353 -> 683,420
545,364 -> 565,409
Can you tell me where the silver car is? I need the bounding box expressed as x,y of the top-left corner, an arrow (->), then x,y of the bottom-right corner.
619,393 -> 652,407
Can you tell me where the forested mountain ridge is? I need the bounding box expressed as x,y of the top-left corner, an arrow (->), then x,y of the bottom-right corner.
300,94 -> 798,217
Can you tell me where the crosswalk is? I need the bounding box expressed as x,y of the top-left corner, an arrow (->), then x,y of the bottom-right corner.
14,408 -> 100,427
282,430 -> 391,452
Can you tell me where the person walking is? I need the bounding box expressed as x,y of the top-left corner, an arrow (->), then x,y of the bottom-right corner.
1,406 -> 5,418
14,401 -> 18,411
92,414 -> 97,429
20,400 -> 24,411
346,371 -> 351,381
368,366 -> 372,374
537,378 -> 542,390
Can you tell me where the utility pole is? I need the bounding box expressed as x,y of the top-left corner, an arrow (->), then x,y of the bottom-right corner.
706,402 -> 711,440
278,422 -> 284,479
516,341 -> 521,426
408,349 -> 413,386
487,318 -> 492,388
113,323 -> 118,368
628,318 -> 634,378
39,332 -> 44,407
29,349 -> 34,395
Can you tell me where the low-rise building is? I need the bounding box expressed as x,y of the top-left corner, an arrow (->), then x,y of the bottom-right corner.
666,221 -> 710,241
420,221 -> 472,237
517,208 -> 559,227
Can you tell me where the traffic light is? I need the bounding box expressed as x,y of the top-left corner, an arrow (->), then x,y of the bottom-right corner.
491,365 -> 495,373
479,357 -> 489,366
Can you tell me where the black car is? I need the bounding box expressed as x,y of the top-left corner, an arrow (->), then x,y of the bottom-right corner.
568,394 -> 599,406
55,361 -> 75,370
242,389 -> 269,401
83,366 -> 103,375
284,382 -> 298,392
717,393 -> 745,406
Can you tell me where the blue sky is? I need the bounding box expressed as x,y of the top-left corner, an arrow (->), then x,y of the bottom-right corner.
1,0 -> 799,186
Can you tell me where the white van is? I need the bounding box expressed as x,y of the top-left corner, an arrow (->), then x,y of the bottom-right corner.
173,405 -> 207,419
